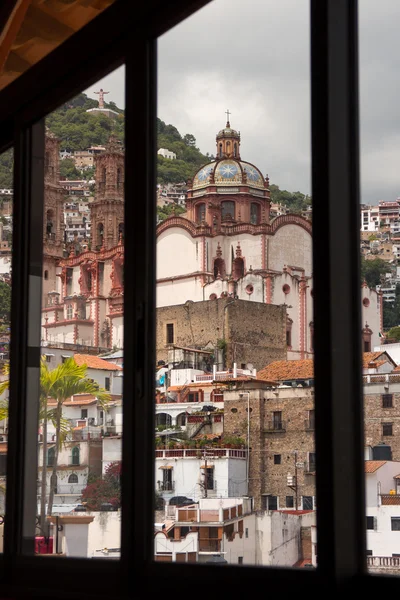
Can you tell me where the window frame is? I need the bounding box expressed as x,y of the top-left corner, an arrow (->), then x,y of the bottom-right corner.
0,0 -> 388,596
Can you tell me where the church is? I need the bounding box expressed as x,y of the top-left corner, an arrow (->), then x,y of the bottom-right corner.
40,117 -> 381,358
156,118 -> 382,359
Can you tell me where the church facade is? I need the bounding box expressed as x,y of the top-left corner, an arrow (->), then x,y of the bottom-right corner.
41,134 -> 124,350
156,119 -> 382,358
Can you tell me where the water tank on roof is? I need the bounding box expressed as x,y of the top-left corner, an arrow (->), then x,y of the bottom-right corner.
372,443 -> 392,461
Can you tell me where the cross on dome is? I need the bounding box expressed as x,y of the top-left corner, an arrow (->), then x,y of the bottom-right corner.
225,109 -> 231,126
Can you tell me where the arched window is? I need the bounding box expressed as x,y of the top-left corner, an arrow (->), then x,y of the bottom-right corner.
232,257 -> 244,280
155,413 -> 172,427
118,222 -> 124,239
117,167 -> 122,189
71,446 -> 80,466
44,270 -> 48,280
219,143 -> 223,158
213,258 -> 226,279
68,473 -> 78,484
47,447 -> 55,467
234,143 -> 237,157
196,203 -> 206,224
250,203 -> 260,225
221,201 -> 235,221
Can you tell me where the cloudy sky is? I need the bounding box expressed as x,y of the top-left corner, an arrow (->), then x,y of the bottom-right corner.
86,0 -> 400,206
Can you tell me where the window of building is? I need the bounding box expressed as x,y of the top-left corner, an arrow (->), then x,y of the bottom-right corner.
81,409 -> 88,419
366,550 -> 373,556
274,454 -> 281,465
303,496 -> 313,510
308,452 -> 316,472
382,394 -> 393,408
366,516 -> 375,530
47,447 -> 55,467
204,467 -> 214,490
66,304 -> 73,320
286,496 -> 294,508
196,203 -> 206,223
71,447 -> 80,466
245,528 -> 248,538
44,270 -> 48,280
105,377 -> 110,391
68,473 -> 78,484
188,392 -> 199,403
213,257 -> 226,279
250,203 -> 260,225
266,496 -> 278,511
273,411 -> 282,430
221,201 -> 235,220
382,422 -> 393,436
166,323 -> 174,345
238,557 -> 243,565
391,518 -> 400,531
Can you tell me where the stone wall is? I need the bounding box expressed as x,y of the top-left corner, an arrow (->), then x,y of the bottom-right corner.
364,385 -> 400,460
156,298 -> 286,370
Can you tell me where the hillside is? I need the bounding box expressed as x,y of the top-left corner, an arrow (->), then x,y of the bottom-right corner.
0,93 -> 312,214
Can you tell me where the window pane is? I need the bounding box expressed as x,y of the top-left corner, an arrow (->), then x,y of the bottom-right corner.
0,147 -> 13,553
34,66 -> 125,558
360,1 -> 400,574
156,0 -> 315,567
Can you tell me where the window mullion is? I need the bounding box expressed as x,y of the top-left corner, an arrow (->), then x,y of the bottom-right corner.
311,0 -> 366,580
4,120 -> 44,562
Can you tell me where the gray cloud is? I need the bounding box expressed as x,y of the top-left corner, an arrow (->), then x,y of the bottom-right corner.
86,0 -> 400,205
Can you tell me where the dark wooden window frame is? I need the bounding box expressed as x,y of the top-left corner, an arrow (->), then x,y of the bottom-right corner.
0,0 -> 391,597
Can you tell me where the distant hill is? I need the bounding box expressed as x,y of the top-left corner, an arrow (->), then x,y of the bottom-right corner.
0,95 -> 312,214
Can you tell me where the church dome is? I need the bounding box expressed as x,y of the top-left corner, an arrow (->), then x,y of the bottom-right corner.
192,159 -> 265,190
217,125 -> 240,138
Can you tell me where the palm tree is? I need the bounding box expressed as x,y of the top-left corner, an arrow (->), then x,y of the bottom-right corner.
42,358 -> 110,518
0,357 -> 111,532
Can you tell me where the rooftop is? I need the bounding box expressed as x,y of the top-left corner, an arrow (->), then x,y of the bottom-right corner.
74,354 -> 122,371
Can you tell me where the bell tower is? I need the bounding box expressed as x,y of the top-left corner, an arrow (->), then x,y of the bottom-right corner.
90,135 -> 124,250
43,128 -> 65,303
216,110 -> 241,159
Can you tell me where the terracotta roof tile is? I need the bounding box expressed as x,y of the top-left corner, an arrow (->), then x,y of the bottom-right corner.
258,360 -> 314,382
365,460 -> 386,473
381,496 -> 400,505
362,352 -> 390,368
73,354 -> 122,371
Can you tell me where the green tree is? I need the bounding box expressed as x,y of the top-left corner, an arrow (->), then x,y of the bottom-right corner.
157,203 -> 186,222
386,326 -> 400,341
59,158 -> 81,180
41,358 -> 111,518
360,257 -> 392,288
269,184 -> 311,214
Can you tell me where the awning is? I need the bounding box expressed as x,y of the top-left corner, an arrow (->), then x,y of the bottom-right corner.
159,465 -> 173,470
200,465 -> 214,469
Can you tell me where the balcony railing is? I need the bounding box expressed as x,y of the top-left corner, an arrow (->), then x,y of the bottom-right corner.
264,421 -> 286,432
68,456 -> 80,466
155,448 -> 246,459
367,556 -> 400,569
157,481 -> 175,492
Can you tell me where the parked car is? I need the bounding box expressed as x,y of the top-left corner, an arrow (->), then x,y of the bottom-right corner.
168,496 -> 196,506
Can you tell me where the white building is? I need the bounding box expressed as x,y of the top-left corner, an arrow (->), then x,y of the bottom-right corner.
155,497 -> 316,566
157,148 -> 176,160
156,446 -> 247,502
365,460 -> 400,570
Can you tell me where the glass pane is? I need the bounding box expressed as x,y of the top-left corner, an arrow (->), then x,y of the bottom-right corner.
156,0 -> 315,567
360,1 -> 400,574
0,147 -> 13,552
35,66 -> 125,557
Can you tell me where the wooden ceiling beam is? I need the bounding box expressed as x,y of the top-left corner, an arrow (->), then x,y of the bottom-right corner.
0,0 -> 31,75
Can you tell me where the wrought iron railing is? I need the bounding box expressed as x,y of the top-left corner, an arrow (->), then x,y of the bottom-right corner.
264,421 -> 286,432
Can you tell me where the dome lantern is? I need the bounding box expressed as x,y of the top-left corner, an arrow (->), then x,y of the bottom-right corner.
216,110 -> 241,159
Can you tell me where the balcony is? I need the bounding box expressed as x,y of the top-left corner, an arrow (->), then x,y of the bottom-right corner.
199,539 -> 221,552
264,421 -> 286,433
157,481 -> 175,492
